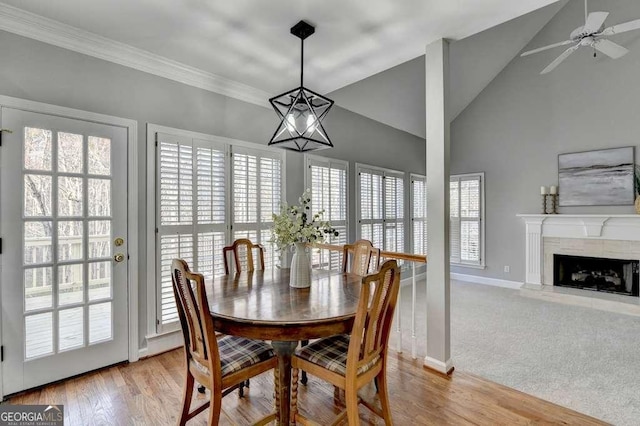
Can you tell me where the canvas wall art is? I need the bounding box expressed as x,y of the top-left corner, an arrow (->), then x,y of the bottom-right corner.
558,147 -> 635,207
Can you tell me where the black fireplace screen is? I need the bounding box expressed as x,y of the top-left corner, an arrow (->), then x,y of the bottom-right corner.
554,254 -> 639,297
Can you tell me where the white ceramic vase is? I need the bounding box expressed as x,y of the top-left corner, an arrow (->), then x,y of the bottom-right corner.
289,242 -> 311,288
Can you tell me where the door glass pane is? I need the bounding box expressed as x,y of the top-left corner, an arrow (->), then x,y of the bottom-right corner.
59,307 -> 84,351
88,136 -> 111,175
58,176 -> 83,217
58,264 -> 84,306
24,267 -> 53,311
89,302 -> 112,344
58,221 -> 83,261
88,179 -> 111,217
58,132 -> 83,173
24,221 -> 53,265
24,175 -> 52,217
24,128 -> 52,171
25,312 -> 53,359
89,261 -> 111,301
88,220 -> 111,258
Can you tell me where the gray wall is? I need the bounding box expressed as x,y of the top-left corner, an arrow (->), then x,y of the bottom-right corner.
0,31 -> 423,349
450,0 -> 640,282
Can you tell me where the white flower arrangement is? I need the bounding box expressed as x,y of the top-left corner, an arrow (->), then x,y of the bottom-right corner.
270,189 -> 338,253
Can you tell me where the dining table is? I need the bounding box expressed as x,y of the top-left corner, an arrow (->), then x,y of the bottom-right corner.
207,268 -> 362,426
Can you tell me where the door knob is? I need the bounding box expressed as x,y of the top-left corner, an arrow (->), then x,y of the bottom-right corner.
114,253 -> 125,263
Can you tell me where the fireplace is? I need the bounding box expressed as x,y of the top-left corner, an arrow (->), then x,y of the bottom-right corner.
554,254 -> 639,297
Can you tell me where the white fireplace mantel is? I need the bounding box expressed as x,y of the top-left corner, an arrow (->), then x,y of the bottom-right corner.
517,214 -> 640,285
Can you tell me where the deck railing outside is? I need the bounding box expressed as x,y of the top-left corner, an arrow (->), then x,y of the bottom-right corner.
311,242 -> 427,359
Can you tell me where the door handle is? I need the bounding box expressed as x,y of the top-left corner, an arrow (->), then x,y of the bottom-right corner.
114,253 -> 125,263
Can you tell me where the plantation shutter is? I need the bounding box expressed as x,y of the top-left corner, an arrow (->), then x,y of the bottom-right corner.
306,156 -> 348,269
357,164 -> 405,257
411,174 -> 427,255
358,167 -> 384,249
384,172 -> 404,254
156,133 -> 227,332
231,146 -> 282,270
450,174 -> 482,266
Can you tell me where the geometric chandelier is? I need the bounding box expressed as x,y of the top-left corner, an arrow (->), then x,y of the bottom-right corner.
268,20 -> 334,152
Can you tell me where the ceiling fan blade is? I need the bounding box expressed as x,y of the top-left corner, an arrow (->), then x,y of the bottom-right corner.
583,11 -> 609,34
541,45 -> 581,74
600,18 -> 640,36
521,40 -> 575,57
593,39 -> 629,59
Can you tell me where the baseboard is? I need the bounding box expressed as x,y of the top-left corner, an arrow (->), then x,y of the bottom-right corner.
451,273 -> 522,290
141,330 -> 183,359
423,356 -> 454,375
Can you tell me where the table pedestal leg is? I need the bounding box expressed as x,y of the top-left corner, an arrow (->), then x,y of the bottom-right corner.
271,340 -> 299,426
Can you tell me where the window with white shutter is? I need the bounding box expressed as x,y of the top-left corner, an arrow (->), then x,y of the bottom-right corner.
356,164 -> 405,256
305,155 -> 348,269
154,130 -> 284,333
411,174 -> 427,255
156,134 -> 227,332
231,146 -> 282,270
450,173 -> 484,266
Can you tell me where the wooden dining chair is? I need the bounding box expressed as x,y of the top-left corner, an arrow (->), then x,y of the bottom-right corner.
220,238 -> 265,395
342,239 -> 381,275
300,239 -> 381,386
223,238 -> 265,275
171,259 -> 278,426
290,259 -> 401,426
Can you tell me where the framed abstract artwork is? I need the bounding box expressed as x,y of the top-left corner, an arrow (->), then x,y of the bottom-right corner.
558,146 -> 635,207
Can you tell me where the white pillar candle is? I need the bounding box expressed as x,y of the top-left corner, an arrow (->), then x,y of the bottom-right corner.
550,185 -> 557,195
540,186 -> 548,195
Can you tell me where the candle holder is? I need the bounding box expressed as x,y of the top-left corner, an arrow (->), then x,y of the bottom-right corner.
541,194 -> 549,214
550,194 -> 559,214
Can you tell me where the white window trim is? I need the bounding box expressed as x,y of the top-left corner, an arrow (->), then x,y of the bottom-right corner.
450,172 -> 485,269
355,163 -> 406,253
146,123 -> 285,339
0,95 -> 139,378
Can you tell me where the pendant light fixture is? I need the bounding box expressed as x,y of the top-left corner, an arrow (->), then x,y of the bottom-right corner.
268,20 -> 334,152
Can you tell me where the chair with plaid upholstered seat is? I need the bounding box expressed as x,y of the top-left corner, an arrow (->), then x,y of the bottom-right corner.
291,259 -> 400,425
171,259 -> 278,426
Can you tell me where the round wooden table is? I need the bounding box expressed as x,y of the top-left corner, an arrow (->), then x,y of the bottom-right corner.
207,268 -> 362,426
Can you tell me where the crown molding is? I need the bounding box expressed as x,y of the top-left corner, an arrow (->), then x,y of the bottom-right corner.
0,2 -> 271,108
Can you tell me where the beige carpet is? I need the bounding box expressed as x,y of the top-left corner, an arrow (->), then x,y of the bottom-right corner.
390,279 -> 640,426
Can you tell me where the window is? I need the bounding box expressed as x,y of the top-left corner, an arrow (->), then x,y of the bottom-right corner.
356,164 -> 405,254
231,146 -> 282,271
450,173 -> 484,266
411,174 -> 427,255
155,131 -> 283,332
305,155 -> 348,269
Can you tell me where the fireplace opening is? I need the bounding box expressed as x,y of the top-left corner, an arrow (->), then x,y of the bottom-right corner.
554,254 -> 639,297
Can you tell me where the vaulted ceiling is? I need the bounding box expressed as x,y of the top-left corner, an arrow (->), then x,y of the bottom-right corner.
0,0 -> 565,136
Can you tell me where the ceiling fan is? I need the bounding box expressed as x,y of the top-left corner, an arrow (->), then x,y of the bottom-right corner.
521,0 -> 640,74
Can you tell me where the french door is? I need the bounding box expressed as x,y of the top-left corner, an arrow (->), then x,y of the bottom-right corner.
0,108 -> 129,395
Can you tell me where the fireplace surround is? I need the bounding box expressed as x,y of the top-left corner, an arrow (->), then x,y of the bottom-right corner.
518,214 -> 640,288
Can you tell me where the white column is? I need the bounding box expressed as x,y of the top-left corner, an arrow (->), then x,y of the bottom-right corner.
424,39 -> 453,374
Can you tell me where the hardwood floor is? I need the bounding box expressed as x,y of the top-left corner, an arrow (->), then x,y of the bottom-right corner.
7,349 -> 606,425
